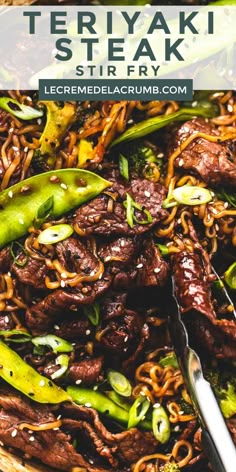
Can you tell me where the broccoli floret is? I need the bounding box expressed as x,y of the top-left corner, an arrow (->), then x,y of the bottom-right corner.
205,369 -> 236,419
159,461 -> 180,472
120,140 -> 162,176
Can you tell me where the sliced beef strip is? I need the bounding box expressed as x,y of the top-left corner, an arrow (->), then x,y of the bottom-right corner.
68,356 -> 104,385
187,313 -> 236,360
62,403 -> 157,464
172,251 -> 216,322
25,271 -> 111,335
0,246 -> 12,273
53,318 -> 90,340
12,256 -> 48,290
72,174 -> 168,236
0,393 -> 109,472
42,357 -> 104,386
168,118 -> 236,187
172,251 -> 236,355
135,239 -> 169,288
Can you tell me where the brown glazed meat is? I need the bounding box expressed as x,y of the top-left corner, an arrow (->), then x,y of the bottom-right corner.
168,118 -> 236,186
72,175 -> 168,236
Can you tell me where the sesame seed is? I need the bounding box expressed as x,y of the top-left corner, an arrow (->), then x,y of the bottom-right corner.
224,202 -> 229,208
86,330 -> 91,336
57,415 -> 62,420
154,268 -> 161,274
9,127 -> 14,133
157,153 -> 164,158
54,325 -> 60,330
39,380 -> 45,387
90,270 -> 95,276
144,191 -> 151,198
0,441 -> 4,446
61,272 -> 68,279
179,410 -> 184,415
60,280 -> 66,288
8,191 -> 13,198
4,316 -> 9,323
53,428 -> 59,431
11,429 -> 17,437
29,436 -> 35,442
120,240 -> 125,247
174,425 -> 180,432
153,403 -> 160,408
215,224 -> 219,231
12,146 -> 19,152
24,146 -> 29,153
75,379 -> 82,385
178,158 -> 184,167
136,263 -> 143,269
124,335 -> 128,342
60,183 -> 68,190
212,208 -> 218,215
37,118 -> 42,125
85,402 -> 92,408
93,385 -> 98,391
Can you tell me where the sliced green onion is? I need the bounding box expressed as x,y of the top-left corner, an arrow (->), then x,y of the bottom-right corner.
163,186 -> 213,208
83,303 -> 100,326
224,262 -> 236,290
9,241 -> 28,267
159,353 -> 179,369
51,354 -> 70,380
152,404 -> 170,444
33,196 -> 54,229
106,391 -> 131,411
156,244 -> 169,257
123,193 -> 153,228
0,330 -> 32,344
128,396 -> 150,429
119,154 -> 129,181
32,335 -> 73,354
107,370 -> 132,398
37,224 -> 74,245
0,97 -> 44,120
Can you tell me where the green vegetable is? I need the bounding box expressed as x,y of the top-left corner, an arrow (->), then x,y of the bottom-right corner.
38,101 -> 76,157
163,186 -> 213,208
0,97 -> 43,120
156,244 -> 169,257
159,353 -> 179,369
33,195 -> 54,229
67,386 -> 129,424
224,262 -> 236,290
152,404 -> 170,444
159,462 -> 180,472
9,241 -> 28,267
111,108 -> 218,146
106,391 -> 131,411
119,142 -> 159,177
206,369 -> 236,419
32,335 -> 73,354
119,154 -> 129,181
51,354 -> 70,380
0,330 -> 32,344
83,303 -> 100,327
0,340 -> 70,403
107,370 -> 132,398
0,169 -> 110,249
216,189 -> 236,208
128,396 -> 150,429
123,193 -> 153,228
37,224 -> 74,245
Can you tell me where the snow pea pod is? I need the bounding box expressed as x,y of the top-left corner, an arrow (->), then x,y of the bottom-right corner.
0,340 -> 70,404
111,107 -> 218,146
0,169 -> 110,248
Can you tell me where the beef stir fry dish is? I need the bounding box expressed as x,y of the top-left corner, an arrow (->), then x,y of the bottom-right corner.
0,92 -> 235,472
